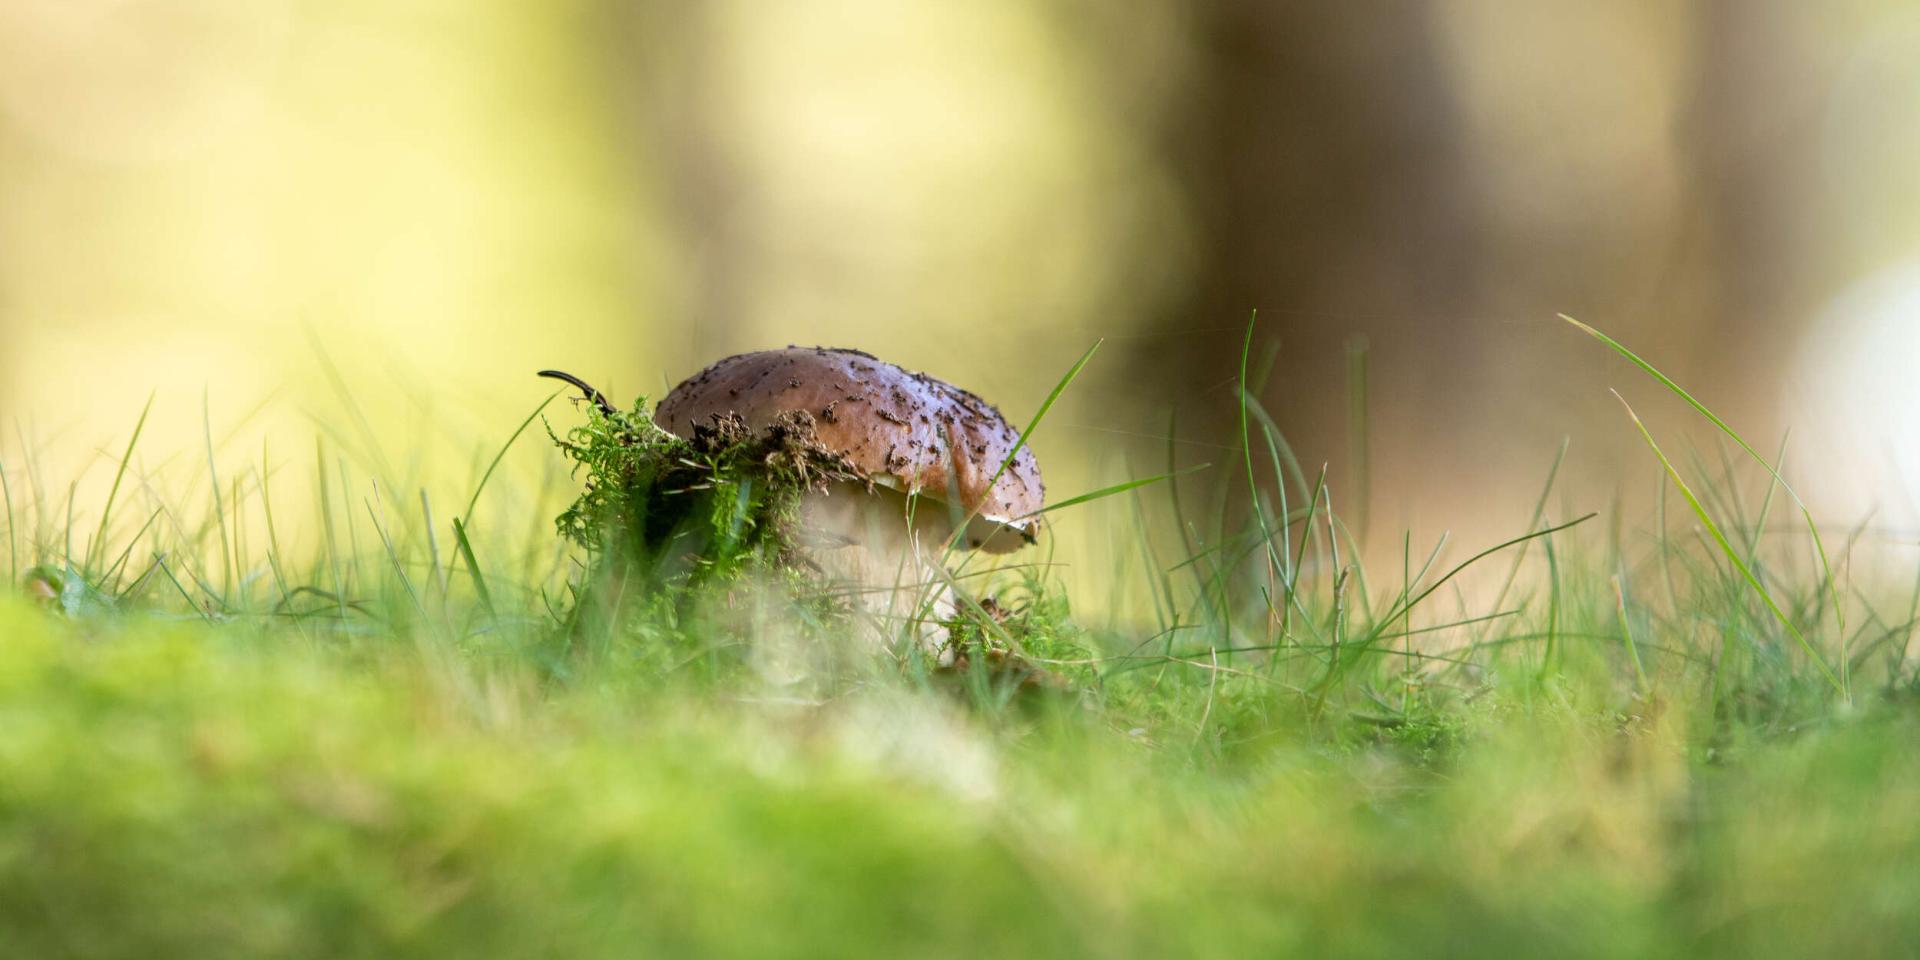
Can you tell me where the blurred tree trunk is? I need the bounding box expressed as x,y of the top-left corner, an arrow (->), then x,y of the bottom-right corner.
605,1 -> 738,383
1142,1 -> 1479,541
1136,0 -> 1828,542
1683,0 -> 1825,412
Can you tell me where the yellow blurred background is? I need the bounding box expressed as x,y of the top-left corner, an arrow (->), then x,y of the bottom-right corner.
4,0 -> 1920,585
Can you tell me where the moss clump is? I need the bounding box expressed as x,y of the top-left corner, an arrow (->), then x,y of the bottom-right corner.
550,398 -> 866,585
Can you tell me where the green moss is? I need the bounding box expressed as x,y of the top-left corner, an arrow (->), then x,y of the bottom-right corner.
550,397 -> 864,582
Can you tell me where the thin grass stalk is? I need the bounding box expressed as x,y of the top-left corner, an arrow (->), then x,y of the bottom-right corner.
203,389 -> 233,601
1609,390 -> 1845,698
87,392 -> 155,573
1561,315 -> 1846,644
2,459 -> 15,586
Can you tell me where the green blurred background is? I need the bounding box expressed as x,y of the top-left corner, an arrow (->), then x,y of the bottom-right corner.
5,0 -> 1920,558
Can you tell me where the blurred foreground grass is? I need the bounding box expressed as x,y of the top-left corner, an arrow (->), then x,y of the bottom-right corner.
3,327 -> 1920,957
3,599 -> 1918,959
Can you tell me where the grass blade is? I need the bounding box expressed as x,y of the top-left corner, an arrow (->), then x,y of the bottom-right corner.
305,328 -> 399,484
1614,572 -> 1650,694
1560,314 -> 1845,639
87,392 -> 155,572
1236,312 -> 1298,632
461,390 -> 560,527
1238,314 -> 1273,559
452,516 -> 494,619
943,340 -> 1101,557
316,437 -> 347,623
103,508 -> 163,592
1609,389 -> 1845,698
258,446 -> 293,610
367,489 -> 426,624
421,488 -> 448,601
2,459 -> 15,586
1346,512 -> 1600,672
204,388 -> 233,601
1747,431 -> 1791,564
155,556 -> 216,626
1024,464 -> 1211,518
1484,438 -> 1569,638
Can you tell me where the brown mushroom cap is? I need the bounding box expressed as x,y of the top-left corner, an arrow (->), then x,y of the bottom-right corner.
655,347 -> 1044,551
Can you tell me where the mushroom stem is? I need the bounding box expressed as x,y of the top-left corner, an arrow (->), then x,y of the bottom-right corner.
797,483 -> 960,662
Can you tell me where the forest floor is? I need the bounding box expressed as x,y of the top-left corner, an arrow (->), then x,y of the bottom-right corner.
2,323 -> 1914,958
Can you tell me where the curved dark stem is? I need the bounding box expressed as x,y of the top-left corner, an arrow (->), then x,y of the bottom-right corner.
537,369 -> 615,416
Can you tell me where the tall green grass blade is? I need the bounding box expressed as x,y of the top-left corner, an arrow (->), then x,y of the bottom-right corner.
1263,427 -> 1295,652
461,391 -> 559,528
203,388 -> 233,601
1393,529 -> 1452,659
1164,408 -> 1214,625
1237,391 -> 1311,504
1260,420 -> 1295,586
339,456 -> 365,601
64,483 -> 76,571
1235,313 -> 1305,639
258,446 -> 293,609
14,420 -> 46,549
1237,313 -> 1278,557
155,556 -> 216,626
1,459 -> 15,586
316,437 -> 347,622
1286,469 -> 1329,627
1560,314 -> 1844,639
1485,438 -> 1569,638
367,490 -> 426,624
1237,390 -> 1317,649
1320,480 -> 1344,612
1000,339 -> 1099,493
87,392 -> 155,572
421,488 -> 448,601
1352,512 -> 1599,663
1656,469 -> 1681,614
1709,442 -> 1755,557
1541,515 -> 1562,676
1025,465 -> 1210,518
103,508 -> 162,593
305,328 -> 399,484
1331,513 -> 1376,623
1609,389 -> 1845,698
1612,572 -> 1650,694
231,475 -> 248,609
1397,532 -> 1414,694
944,339 -> 1100,559
1127,485 -> 1173,636
452,516 -> 494,618
1748,432 -> 1791,564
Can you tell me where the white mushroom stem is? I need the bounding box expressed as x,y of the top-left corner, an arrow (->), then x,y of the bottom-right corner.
794,482 -> 963,662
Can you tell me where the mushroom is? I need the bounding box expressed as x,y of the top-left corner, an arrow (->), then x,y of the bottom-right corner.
653,347 -> 1044,653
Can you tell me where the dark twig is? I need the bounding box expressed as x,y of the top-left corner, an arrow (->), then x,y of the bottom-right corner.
537,370 -> 615,415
